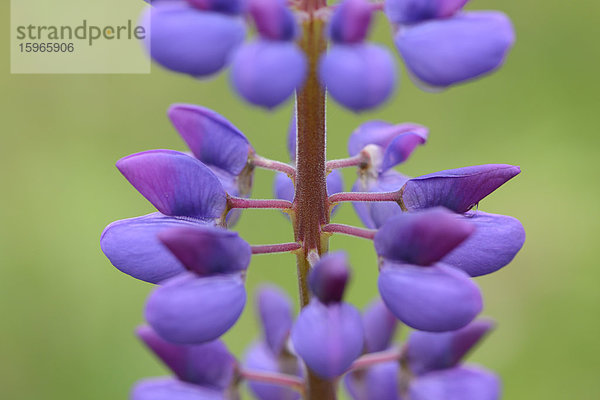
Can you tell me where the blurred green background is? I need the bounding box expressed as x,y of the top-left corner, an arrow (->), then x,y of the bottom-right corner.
1,0 -> 599,399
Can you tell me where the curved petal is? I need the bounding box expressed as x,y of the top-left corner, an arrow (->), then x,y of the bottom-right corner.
136,326 -> 236,389
244,342 -> 302,400
145,273 -> 246,344
100,213 -> 202,284
410,366 -> 501,400
328,0 -> 373,44
374,207 -> 475,266
117,150 -> 227,219
319,43 -> 397,112
309,252 -> 351,304
230,40 -> 307,109
168,104 -> 250,176
348,121 -> 428,170
363,299 -> 398,353
400,164 -> 521,213
378,263 -> 482,332
385,0 -> 468,24
257,286 -> 294,355
443,212 -> 525,277
291,301 -> 364,378
158,225 -> 251,276
406,319 -> 494,375
249,0 -> 297,41
396,12 -> 515,88
345,361 -> 402,400
142,4 -> 246,77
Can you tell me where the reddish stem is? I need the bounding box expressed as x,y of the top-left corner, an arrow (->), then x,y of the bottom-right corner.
326,154 -> 368,171
251,242 -> 302,254
240,369 -> 305,393
349,347 -> 403,371
227,196 -> 293,210
252,155 -> 296,177
321,223 -> 376,240
328,191 -> 400,204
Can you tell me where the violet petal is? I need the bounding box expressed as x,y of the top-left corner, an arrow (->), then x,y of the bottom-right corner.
400,164 -> 521,213
407,319 -> 494,375
158,225 -> 251,276
374,207 -> 475,266
131,377 -> 225,400
396,12 -> 515,88
291,301 -> 364,378
378,263 -> 482,332
230,39 -> 307,109
249,0 -> 297,41
145,273 -> 246,344
443,212 -> 525,277
410,366 -> 501,400
100,213 -> 202,284
142,3 -> 246,77
257,286 -> 294,355
117,150 -> 227,219
136,326 -> 236,389
363,299 -> 398,353
319,43 -> 397,112
168,104 -> 251,176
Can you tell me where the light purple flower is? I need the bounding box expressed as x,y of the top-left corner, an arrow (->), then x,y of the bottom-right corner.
328,0 -> 373,44
396,12 -> 515,88
245,342 -> 302,400
319,43 -> 397,112
291,300 -> 364,378
141,2 -> 246,77
345,361 -> 402,400
145,272 -> 246,344
131,377 -> 226,400
257,286 -> 294,355
308,252 -> 351,304
249,0 -> 297,41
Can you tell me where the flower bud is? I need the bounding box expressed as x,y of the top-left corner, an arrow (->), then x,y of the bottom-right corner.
308,252 -> 351,304
319,43 -> 397,112
257,286 -> 294,355
363,299 -> 398,353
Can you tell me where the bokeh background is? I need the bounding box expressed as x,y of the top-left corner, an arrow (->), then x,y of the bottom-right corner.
1,0 -> 599,399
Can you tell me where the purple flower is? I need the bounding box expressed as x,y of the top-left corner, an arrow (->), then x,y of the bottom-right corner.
406,319 -> 494,375
245,286 -> 301,400
230,0 -> 306,108
409,366 -> 501,400
375,208 -> 482,331
101,150 -> 230,284
362,299 -> 398,353
141,2 -> 246,77
321,0 -> 397,111
394,11 -> 515,89
168,104 -> 254,226
136,325 -> 237,389
291,253 -> 364,378
345,361 -> 402,400
131,378 -> 226,400
146,272 -> 246,344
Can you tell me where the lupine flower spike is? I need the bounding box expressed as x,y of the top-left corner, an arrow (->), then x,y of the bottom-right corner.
103,0 -> 522,398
